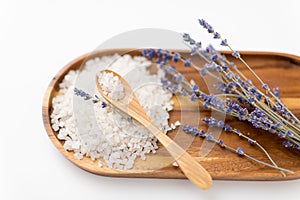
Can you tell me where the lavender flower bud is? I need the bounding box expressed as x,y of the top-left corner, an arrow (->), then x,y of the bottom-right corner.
182,33 -> 191,42
232,51 -> 240,58
262,83 -> 269,90
220,39 -> 228,46
236,147 -> 244,155
213,32 -> 221,39
184,59 -> 191,67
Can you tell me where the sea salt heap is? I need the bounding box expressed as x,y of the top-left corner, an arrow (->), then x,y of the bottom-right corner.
50,54 -> 176,170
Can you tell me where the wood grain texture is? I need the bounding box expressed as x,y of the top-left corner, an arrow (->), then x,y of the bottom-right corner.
42,49 -> 300,180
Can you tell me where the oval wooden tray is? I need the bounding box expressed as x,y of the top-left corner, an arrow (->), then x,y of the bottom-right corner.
42,49 -> 300,181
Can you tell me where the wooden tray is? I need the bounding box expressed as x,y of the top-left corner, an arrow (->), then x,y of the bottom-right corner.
42,49 -> 300,181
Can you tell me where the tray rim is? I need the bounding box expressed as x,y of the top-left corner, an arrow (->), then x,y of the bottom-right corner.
42,48 -> 300,180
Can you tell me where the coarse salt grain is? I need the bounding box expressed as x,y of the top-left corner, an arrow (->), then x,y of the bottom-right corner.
50,54 -> 179,170
170,123 -> 176,130
190,79 -> 196,85
174,120 -> 181,126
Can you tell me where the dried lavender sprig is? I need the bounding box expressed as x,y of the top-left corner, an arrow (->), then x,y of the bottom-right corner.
203,117 -> 287,176
252,99 -> 300,141
198,19 -> 264,84
182,124 -> 294,174
244,92 -> 300,145
74,88 -> 135,123
204,44 -> 249,81
198,18 -> 300,126
74,87 -> 107,108
182,33 -> 245,80
248,107 -> 300,149
181,34 -> 260,107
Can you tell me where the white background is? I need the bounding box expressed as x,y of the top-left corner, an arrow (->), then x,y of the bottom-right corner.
1,0 -> 300,199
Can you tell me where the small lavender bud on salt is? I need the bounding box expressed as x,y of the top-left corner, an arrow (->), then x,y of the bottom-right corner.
92,99 -> 98,104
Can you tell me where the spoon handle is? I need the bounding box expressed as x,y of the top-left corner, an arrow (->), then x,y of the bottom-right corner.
147,123 -> 212,190
126,92 -> 212,189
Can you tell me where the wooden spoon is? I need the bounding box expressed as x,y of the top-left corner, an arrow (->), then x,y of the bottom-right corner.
96,69 -> 212,190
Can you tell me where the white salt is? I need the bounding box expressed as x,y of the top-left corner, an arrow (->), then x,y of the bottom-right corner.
170,123 -> 176,130
190,79 -> 196,85
50,54 -> 179,170
98,161 -> 103,168
174,120 -> 181,126
172,162 -> 179,167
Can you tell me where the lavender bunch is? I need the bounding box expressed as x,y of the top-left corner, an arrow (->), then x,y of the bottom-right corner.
141,20 -> 300,175
191,19 -> 300,148
142,49 -> 296,174
141,20 -> 300,150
